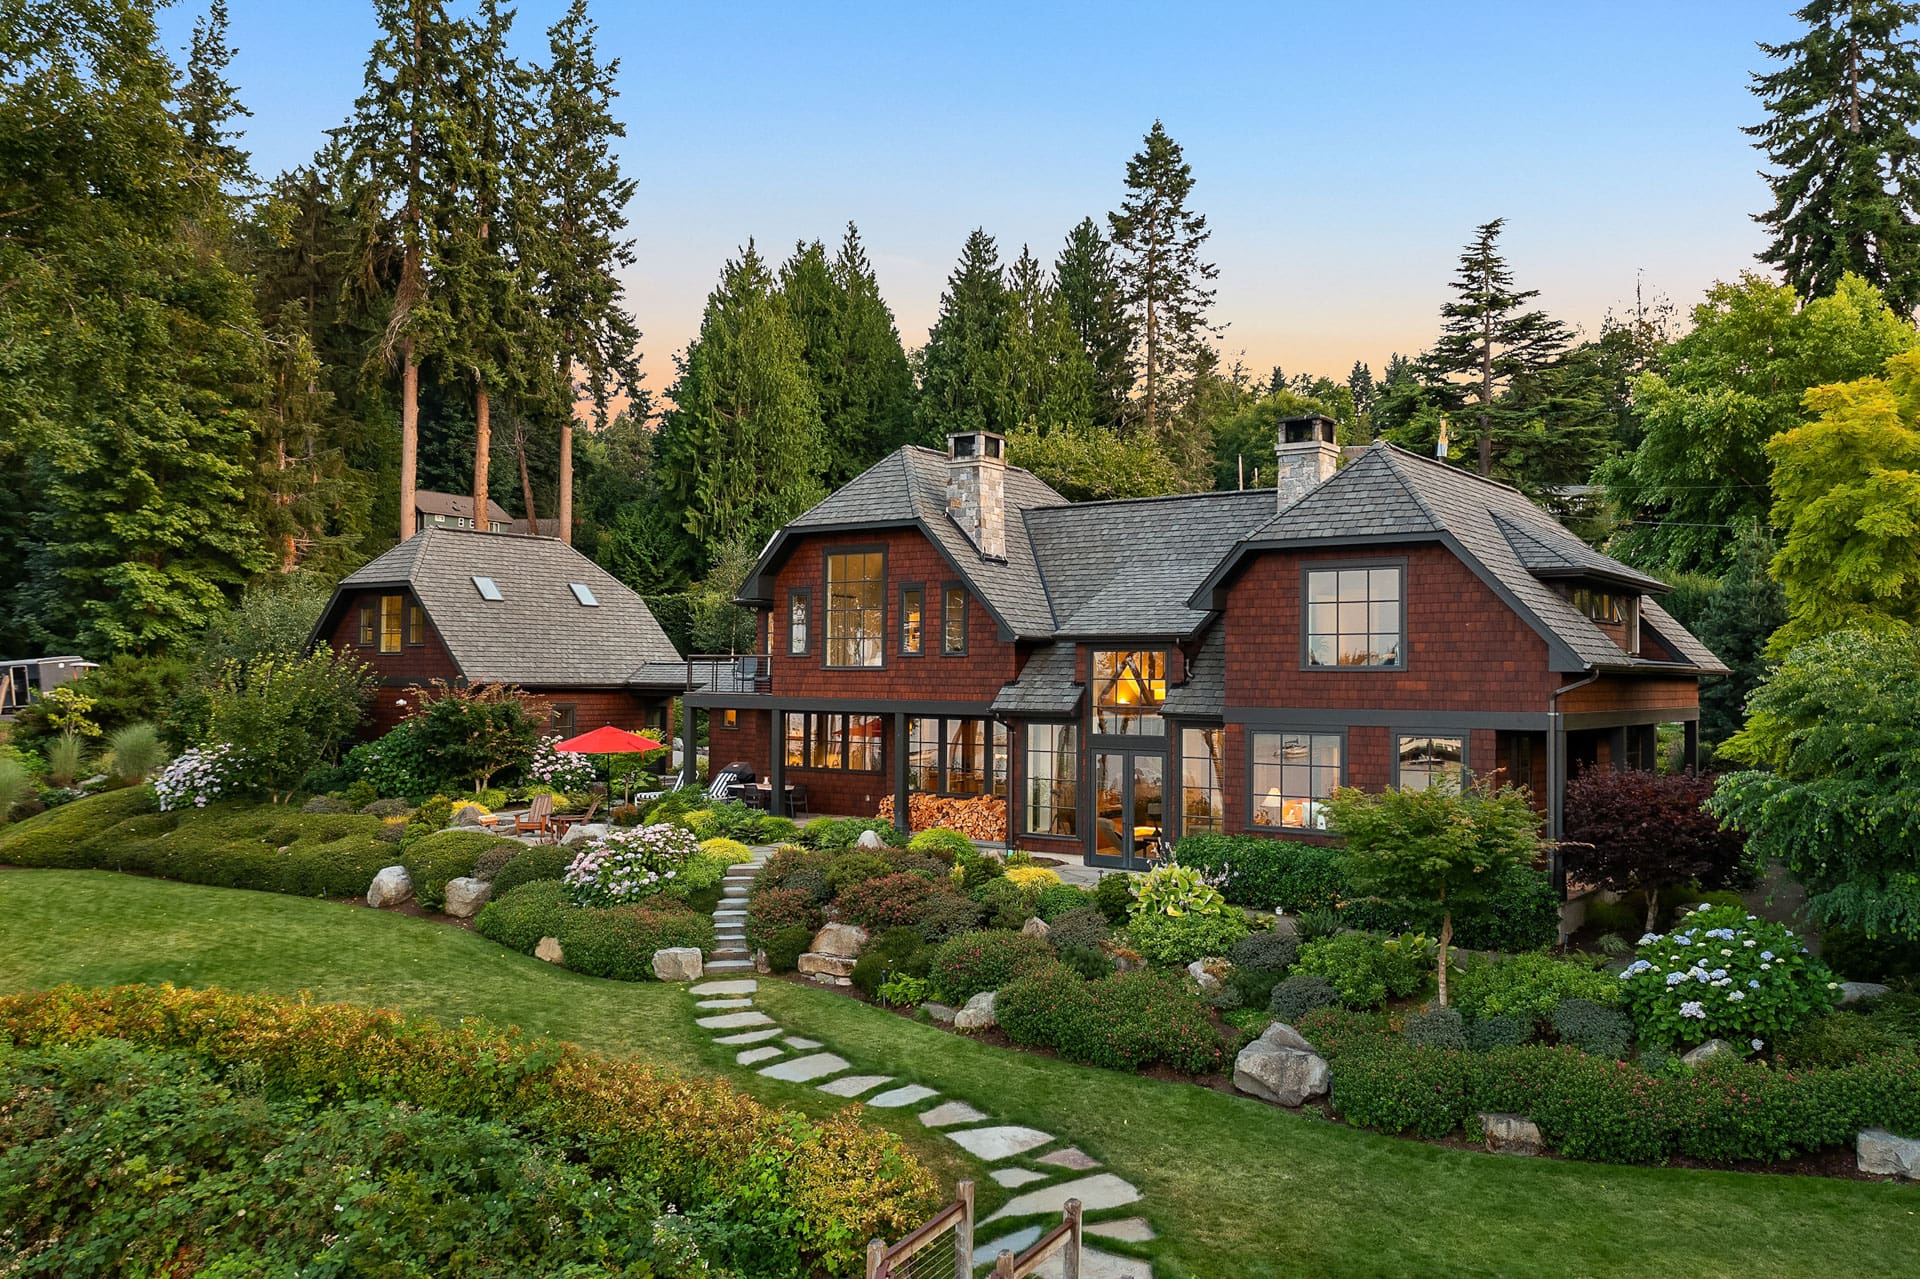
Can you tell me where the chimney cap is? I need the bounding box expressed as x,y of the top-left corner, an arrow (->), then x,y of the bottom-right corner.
1278,414 -> 1337,446
947,430 -> 1006,461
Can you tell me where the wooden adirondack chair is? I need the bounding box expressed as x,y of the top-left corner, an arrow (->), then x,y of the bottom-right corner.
514,793 -> 555,839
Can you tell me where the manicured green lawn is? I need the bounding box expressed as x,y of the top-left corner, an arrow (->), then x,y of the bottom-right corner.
3,869 -> 1916,1279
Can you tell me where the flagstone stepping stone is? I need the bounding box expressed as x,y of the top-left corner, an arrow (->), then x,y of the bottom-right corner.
990,1168 -> 1049,1188
696,1010 -> 773,1030
977,1226 -> 1042,1258
758,1052 -> 849,1082
783,1036 -> 822,1050
696,997 -> 754,1010
818,1073 -> 893,1097
1036,1146 -> 1099,1170
690,979 -> 757,996
977,1228 -> 1148,1279
918,1100 -> 987,1128
944,1125 -> 1053,1161
713,1027 -> 783,1045
983,1173 -> 1141,1223
1087,1217 -> 1156,1243
864,1083 -> 939,1108
736,1046 -> 785,1065
705,959 -> 755,972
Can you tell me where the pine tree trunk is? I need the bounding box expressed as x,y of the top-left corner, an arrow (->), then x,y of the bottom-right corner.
400,341 -> 419,538
557,350 -> 573,544
473,382 -> 491,531
1437,906 -> 1454,1007
517,423 -> 539,537
1144,293 -> 1157,439
1646,886 -> 1661,935
1478,312 -> 1494,477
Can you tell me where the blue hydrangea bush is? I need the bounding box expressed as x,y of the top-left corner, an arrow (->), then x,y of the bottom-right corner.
563,822 -> 699,907
1618,903 -> 1839,1049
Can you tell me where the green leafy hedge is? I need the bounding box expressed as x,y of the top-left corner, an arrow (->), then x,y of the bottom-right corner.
473,882 -> 715,980
996,964 -> 1227,1074
402,828 -> 521,909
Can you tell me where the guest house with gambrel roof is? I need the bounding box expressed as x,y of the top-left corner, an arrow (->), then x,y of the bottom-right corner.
681,419 -> 1727,879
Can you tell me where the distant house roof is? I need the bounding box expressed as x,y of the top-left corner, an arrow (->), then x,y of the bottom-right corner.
505,516 -> 564,537
317,527 -> 686,689
415,490 -> 513,525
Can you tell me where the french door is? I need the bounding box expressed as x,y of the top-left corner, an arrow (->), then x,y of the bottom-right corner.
1088,749 -> 1165,871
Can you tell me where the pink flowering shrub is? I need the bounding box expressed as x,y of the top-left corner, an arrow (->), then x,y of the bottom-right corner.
527,735 -> 597,793
563,822 -> 698,907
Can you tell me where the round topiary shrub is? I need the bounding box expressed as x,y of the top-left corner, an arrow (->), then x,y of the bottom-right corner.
1036,882 -> 1093,921
1047,906 -> 1110,953
489,845 -> 573,895
1551,997 -> 1634,1059
474,880 -> 571,954
907,828 -> 974,864
837,872 -> 938,931
764,925 -> 812,973
1269,972 -> 1338,1022
913,891 -> 983,943
472,841 -> 521,882
746,885 -> 823,951
929,930 -> 1054,1003
824,851 -> 892,894
697,837 -> 754,864
1228,928 -> 1298,975
1466,1014 -> 1530,1052
404,829 -> 520,910
1091,872 -> 1134,923
1404,1005 -> 1467,1051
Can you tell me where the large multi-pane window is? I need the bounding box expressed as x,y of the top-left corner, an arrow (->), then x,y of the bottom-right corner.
825,551 -> 885,667
990,721 -> 1010,799
945,718 -> 987,794
1024,723 -> 1078,837
783,712 -> 882,772
1092,651 -> 1167,735
1250,730 -> 1343,830
1570,586 -> 1623,623
379,594 -> 404,654
1180,726 -> 1225,835
1397,734 -> 1464,792
907,716 -> 1003,795
1305,566 -> 1403,668
900,584 -> 924,655
907,717 -> 941,791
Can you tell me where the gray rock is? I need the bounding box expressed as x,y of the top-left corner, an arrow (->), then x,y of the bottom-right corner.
954,990 -> 998,1032
1020,916 -> 1050,940
796,952 -> 856,978
809,922 -> 869,958
1858,1128 -> 1920,1179
1840,981 -> 1892,1006
1232,1022 -> 1329,1106
1682,1038 -> 1735,1068
442,876 -> 491,919
945,1124 -> 1054,1160
1479,1112 -> 1543,1156
757,1052 -> 850,1082
535,935 -> 564,965
753,949 -> 770,974
651,947 -> 704,982
366,865 -> 413,909
451,804 -> 488,827
1186,958 -> 1222,993
922,1002 -> 958,1025
561,824 -> 595,848
855,829 -> 888,851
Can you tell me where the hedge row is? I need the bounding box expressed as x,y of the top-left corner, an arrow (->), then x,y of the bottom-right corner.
1298,1009 -> 1920,1164
0,984 -> 937,1275
474,882 -> 715,980
996,963 -> 1228,1074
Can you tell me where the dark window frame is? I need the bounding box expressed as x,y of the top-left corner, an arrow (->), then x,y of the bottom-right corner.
1022,720 -> 1080,838
406,600 -> 427,647
1089,649 -> 1169,738
822,545 -> 888,670
782,710 -> 884,774
550,702 -> 579,737
787,588 -> 812,657
941,582 -> 969,656
1390,730 -> 1469,791
378,594 -> 404,655
357,602 -> 376,648
1246,726 -> 1349,832
1299,558 -> 1409,672
1175,723 -> 1226,841
899,582 -> 925,657
906,714 -> 1002,795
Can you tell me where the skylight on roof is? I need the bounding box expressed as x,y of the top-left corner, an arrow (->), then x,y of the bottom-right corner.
569,582 -> 598,607
472,576 -> 503,601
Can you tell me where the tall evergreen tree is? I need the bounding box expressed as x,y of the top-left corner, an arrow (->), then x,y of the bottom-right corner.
1053,217 -> 1134,428
1107,121 -> 1219,445
530,0 -> 640,543
1347,360 -> 1376,431
916,228 -> 1013,437
1002,246 -> 1096,433
1425,218 -> 1571,477
653,242 -> 824,568
1747,0 -> 1920,315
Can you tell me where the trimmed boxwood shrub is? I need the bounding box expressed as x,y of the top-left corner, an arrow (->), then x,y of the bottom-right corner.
1466,1045 -> 1670,1163
1173,833 -> 1347,911
913,891 -> 983,943
1329,1044 -> 1471,1138
928,930 -> 1054,1003
1125,909 -> 1251,968
838,873 -> 940,931
1405,1005 -> 1467,1051
1046,906 -> 1110,953
907,828 -> 973,863
824,851 -> 893,894
1552,998 -> 1634,1058
745,886 -> 823,950
1035,882 -> 1093,921
765,925 -> 812,974
557,903 -> 715,981
1467,1014 -> 1530,1052
489,844 -> 574,894
996,964 -> 1227,1074
1269,973 -> 1338,1022
1451,951 -> 1620,1026
474,880 -> 572,954
404,829 -> 521,909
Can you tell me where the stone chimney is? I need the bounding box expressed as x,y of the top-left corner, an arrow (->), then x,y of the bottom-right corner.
946,430 -> 1006,560
1275,414 -> 1340,509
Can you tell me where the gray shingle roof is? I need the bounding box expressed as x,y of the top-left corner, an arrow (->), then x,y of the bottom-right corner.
1161,626 -> 1226,718
330,527 -> 685,687
990,643 -> 1084,716
415,490 -> 512,523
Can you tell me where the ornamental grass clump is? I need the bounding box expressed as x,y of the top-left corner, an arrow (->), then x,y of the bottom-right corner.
563,823 -> 699,908
1618,903 -> 1838,1048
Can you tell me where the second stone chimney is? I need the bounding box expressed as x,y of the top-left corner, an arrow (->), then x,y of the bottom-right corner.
946,430 -> 1006,560
1275,414 -> 1340,509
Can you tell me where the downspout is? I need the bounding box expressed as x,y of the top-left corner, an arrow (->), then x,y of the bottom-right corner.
1546,669 -> 1601,900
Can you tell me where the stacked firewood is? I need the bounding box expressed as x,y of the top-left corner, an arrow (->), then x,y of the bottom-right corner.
875,793 -> 1008,841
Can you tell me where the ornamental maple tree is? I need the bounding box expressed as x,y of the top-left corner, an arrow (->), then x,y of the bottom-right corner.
1562,769 -> 1752,933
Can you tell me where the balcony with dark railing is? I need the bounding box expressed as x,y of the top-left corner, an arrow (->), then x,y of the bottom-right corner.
686,654 -> 772,697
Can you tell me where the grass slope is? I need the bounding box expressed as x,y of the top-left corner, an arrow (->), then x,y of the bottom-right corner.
2,870 -> 1916,1279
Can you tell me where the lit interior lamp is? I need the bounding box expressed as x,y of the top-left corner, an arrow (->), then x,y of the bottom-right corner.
1259,787 -> 1283,826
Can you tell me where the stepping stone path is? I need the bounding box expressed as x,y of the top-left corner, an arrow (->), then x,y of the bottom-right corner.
685,847 -> 1154,1277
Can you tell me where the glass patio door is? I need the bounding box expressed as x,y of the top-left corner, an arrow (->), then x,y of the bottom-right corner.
1089,750 -> 1165,871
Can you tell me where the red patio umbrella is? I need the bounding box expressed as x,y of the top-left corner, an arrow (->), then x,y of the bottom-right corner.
554,725 -> 665,800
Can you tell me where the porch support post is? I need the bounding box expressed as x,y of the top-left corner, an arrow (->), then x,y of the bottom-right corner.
892,712 -> 910,834
1546,722 -> 1567,898
768,707 -> 784,812
1683,718 -> 1700,773
680,699 -> 698,786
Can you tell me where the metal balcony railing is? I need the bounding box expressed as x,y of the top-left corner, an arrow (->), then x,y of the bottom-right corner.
686,654 -> 772,696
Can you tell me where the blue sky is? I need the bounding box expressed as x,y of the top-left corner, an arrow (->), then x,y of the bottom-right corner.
159,1 -> 1799,395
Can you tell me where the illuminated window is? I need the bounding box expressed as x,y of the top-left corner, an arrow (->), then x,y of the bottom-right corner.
1024,723 -> 1078,837
1570,587 -> 1623,623
942,585 -> 968,655
847,714 -> 883,772
783,712 -> 807,768
825,551 -> 885,667
379,595 -> 403,654
991,720 -> 1009,799
1397,735 -> 1464,791
907,717 -> 941,791
784,712 -> 881,773
407,603 -> 426,646
907,716 -> 999,795
1305,567 -> 1402,668
1250,731 -> 1342,830
900,584 -> 924,655
722,709 -> 737,729
1180,726 -> 1225,835
357,603 -> 375,647
787,589 -> 810,655
1092,651 -> 1167,736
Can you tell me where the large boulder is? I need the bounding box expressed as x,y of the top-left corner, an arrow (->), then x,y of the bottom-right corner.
1020,916 -> 1050,940
443,877 -> 492,919
1479,1112 -> 1543,1156
1840,981 -> 1892,1006
535,936 -> 564,965
1682,1038 -> 1735,1069
1858,1129 -> 1920,1179
797,952 -> 856,980
922,1001 -> 958,1026
451,804 -> 488,827
1232,1022 -> 1329,1106
651,946 -> 704,982
855,829 -> 888,852
810,922 -> 869,959
366,865 -> 413,909
954,990 -> 998,1032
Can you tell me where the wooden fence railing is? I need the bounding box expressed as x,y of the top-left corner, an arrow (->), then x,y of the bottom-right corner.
865,1181 -> 1084,1279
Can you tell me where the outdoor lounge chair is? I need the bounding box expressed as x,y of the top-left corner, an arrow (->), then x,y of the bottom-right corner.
705,768 -> 742,804
514,793 -> 555,839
